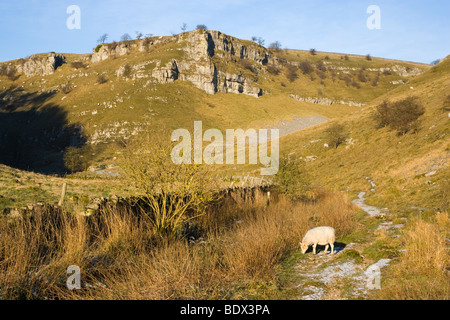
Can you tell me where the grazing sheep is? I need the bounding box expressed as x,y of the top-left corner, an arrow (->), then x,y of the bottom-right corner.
300,226 -> 335,255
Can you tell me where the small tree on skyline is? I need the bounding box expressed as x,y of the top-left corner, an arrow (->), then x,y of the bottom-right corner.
97,33 -> 108,44
269,41 -> 282,52
121,33 -> 132,42
135,31 -> 144,40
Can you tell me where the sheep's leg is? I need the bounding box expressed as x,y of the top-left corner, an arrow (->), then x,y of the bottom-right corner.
330,243 -> 334,255
312,243 -> 317,255
324,244 -> 329,255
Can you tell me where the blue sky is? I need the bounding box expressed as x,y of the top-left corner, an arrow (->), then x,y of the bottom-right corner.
0,0 -> 449,64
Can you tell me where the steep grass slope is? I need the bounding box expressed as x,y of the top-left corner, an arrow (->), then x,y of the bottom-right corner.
281,55 -> 449,213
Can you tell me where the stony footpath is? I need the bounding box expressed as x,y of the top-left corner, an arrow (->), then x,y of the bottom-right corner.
291,179 -> 406,300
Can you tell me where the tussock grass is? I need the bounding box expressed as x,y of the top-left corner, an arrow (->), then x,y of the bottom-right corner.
376,214 -> 450,300
0,189 -> 356,300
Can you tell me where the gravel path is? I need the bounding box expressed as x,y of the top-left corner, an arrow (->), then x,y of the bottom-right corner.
292,179 -> 401,300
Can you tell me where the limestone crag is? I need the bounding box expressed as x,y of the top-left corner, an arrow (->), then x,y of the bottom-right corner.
92,43 -> 133,63
290,94 -> 366,107
174,30 -> 266,97
96,29 -> 266,97
13,53 -> 66,77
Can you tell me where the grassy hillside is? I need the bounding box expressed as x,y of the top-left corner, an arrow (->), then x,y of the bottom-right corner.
0,30 -> 433,210
280,55 -> 449,212
0,30 -> 448,301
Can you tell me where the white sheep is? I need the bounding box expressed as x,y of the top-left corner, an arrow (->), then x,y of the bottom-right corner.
300,226 -> 335,255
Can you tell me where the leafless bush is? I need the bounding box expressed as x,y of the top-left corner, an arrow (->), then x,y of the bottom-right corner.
97,74 -> 108,84
298,60 -> 314,74
60,82 -> 73,94
284,64 -> 298,82
70,61 -> 86,69
240,59 -> 258,73
373,97 -> 425,135
266,64 -> 280,75
325,123 -> 347,148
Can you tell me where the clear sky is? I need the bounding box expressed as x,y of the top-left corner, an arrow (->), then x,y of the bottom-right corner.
0,0 -> 449,64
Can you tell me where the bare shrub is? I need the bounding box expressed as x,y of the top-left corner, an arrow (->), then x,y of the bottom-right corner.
266,64 -> 280,75
284,64 -> 298,82
373,97 -> 425,135
122,64 -> 132,79
372,73 -> 380,87
298,60 -> 314,74
97,74 -> 108,84
316,70 -> 327,80
316,60 -> 327,72
60,82 -> 73,94
351,80 -> 361,89
357,69 -> 367,82
196,24 -> 207,31
268,41 -> 282,53
240,59 -> 258,73
70,61 -> 86,69
325,123 -> 347,148
122,133 -> 217,237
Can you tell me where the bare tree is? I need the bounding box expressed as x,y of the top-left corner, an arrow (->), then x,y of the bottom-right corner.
121,33 -> 132,42
122,133 -> 217,236
269,41 -> 282,52
284,64 -> 298,82
251,36 -> 265,47
135,31 -> 144,40
196,24 -> 208,30
325,123 -> 347,148
181,23 -> 187,32
97,33 -> 108,44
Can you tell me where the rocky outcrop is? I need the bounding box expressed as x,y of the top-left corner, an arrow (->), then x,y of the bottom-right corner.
151,60 -> 179,83
390,65 -> 423,77
290,94 -> 365,107
96,30 -> 266,97
324,62 -> 424,77
92,43 -> 133,63
174,30 -> 266,97
15,53 -> 66,77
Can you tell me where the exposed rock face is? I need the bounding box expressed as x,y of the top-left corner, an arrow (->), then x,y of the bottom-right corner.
95,30 -> 266,97
174,30 -> 266,97
324,62 -> 424,77
16,53 -> 66,77
151,60 -> 179,83
290,94 -> 365,107
92,43 -> 134,63
390,65 -> 423,77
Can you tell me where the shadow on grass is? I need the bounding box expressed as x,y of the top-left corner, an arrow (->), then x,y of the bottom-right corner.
0,86 -> 87,174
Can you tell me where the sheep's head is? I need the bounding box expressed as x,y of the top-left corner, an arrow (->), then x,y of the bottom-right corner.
300,243 -> 308,254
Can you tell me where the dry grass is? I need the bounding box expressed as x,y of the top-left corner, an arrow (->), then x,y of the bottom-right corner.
376,214 -> 450,300
0,189 -> 356,300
